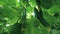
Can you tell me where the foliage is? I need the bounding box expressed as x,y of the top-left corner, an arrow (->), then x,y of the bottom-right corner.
0,0 -> 60,34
